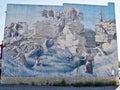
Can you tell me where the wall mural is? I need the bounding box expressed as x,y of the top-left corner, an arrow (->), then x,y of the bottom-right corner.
2,3 -> 118,78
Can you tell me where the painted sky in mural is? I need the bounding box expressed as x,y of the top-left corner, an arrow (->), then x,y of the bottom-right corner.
2,3 -> 118,78
5,3 -> 115,30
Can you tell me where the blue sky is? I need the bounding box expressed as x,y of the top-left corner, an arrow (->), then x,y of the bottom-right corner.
0,0 -> 120,59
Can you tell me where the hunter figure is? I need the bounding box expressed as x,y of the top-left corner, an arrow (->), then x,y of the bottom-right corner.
85,48 -> 94,74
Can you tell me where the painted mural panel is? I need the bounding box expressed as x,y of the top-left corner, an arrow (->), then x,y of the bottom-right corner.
2,3 -> 118,78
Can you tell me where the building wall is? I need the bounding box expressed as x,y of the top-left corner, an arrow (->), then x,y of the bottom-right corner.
1,3 -> 118,85
0,45 -> 3,69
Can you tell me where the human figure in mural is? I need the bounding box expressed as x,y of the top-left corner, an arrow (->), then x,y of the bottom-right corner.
14,46 -> 27,66
13,23 -> 20,37
6,22 -> 14,37
24,42 -> 35,53
28,44 -> 43,66
20,42 -> 31,54
42,10 -> 54,18
5,22 -> 22,38
75,48 -> 81,73
58,18 -> 65,33
85,48 -> 94,74
42,10 -> 48,18
70,9 -> 77,21
51,11 -> 64,36
49,10 -> 54,18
